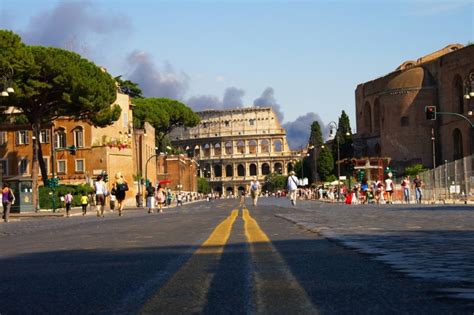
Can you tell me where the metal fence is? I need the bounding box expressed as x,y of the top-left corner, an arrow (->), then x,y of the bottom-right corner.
419,155 -> 474,202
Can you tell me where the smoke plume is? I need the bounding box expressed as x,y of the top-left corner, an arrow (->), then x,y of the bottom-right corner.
253,87 -> 284,122
283,112 -> 326,150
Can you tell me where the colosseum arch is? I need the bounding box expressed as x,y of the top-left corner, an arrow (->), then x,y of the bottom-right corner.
214,164 -> 222,177
274,162 -> 283,174
273,139 -> 283,152
237,164 -> 245,176
260,140 -> 269,153
237,140 -> 245,154
249,140 -> 257,154
261,163 -> 270,175
203,143 -> 211,157
225,141 -> 233,155
225,165 -> 233,177
249,163 -> 257,176
214,143 -> 222,156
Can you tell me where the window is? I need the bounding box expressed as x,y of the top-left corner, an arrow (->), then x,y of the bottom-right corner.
249,164 -> 257,176
225,141 -> 233,155
74,127 -> 84,148
57,160 -> 66,174
261,140 -> 269,153
16,130 -> 29,145
18,158 -> 29,175
0,159 -> 8,176
249,140 -> 257,154
123,111 -> 128,128
214,143 -> 221,156
0,131 -> 7,145
75,159 -> 85,172
249,119 -> 255,126
39,129 -> 50,144
237,140 -> 245,154
55,128 -> 66,148
273,140 -> 282,152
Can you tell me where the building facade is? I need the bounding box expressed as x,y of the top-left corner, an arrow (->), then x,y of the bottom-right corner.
170,107 -> 300,195
355,44 -> 474,171
0,90 -> 157,207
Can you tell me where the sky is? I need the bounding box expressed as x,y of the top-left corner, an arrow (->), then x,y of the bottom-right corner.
1,0 -> 473,149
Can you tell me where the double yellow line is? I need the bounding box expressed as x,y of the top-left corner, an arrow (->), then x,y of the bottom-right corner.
141,208 -> 316,314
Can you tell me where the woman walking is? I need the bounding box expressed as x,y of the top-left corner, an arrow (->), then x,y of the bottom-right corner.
155,185 -> 165,213
114,172 -> 128,216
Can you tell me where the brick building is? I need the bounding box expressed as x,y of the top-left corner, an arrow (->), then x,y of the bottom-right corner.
169,107 -> 300,196
154,154 -> 198,193
355,44 -> 474,171
0,90 -> 157,207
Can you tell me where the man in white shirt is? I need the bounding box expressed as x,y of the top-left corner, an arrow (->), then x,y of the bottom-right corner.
249,177 -> 260,206
287,171 -> 299,206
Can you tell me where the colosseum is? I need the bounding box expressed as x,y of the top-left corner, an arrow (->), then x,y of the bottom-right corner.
170,107 -> 300,196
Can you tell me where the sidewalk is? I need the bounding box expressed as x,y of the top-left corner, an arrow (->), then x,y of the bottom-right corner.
8,199 -> 204,219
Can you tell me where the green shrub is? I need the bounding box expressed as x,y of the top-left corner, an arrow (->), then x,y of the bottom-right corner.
39,184 -> 94,209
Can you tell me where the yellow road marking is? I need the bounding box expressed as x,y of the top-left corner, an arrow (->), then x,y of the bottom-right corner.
140,209 -> 238,314
243,208 -> 318,314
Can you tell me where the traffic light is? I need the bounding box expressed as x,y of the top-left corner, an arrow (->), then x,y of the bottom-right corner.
425,106 -> 437,120
68,145 -> 77,155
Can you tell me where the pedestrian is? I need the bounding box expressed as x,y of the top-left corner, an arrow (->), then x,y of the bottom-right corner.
114,172 -> 128,216
155,184 -> 165,213
176,192 -> 183,206
94,175 -> 108,217
250,176 -> 260,206
109,183 -> 117,211
287,171 -> 299,206
384,172 -> 394,204
64,191 -> 73,218
166,189 -> 173,206
2,183 -> 15,223
80,193 -> 89,216
413,174 -> 423,204
402,175 -> 411,204
146,182 -> 156,214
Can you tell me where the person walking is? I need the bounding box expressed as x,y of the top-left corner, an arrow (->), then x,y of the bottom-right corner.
94,175 -> 108,217
64,191 -> 73,218
384,172 -> 394,204
109,183 -> 117,212
413,174 -> 423,204
114,172 -> 128,216
402,175 -> 411,204
80,193 -> 89,216
287,171 -> 299,206
146,182 -> 156,214
2,183 -> 15,223
249,177 -> 260,207
155,184 -> 165,213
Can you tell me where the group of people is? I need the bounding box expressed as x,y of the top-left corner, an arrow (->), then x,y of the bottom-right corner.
93,172 -> 128,217
347,173 -> 424,205
144,183 -> 181,214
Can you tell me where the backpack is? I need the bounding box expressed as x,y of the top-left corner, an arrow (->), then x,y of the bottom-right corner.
251,182 -> 258,191
117,183 -> 129,191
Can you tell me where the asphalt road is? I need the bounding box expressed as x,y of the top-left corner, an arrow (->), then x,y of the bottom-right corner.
0,198 -> 472,314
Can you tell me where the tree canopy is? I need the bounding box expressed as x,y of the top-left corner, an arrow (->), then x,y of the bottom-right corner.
115,75 -> 143,99
317,146 -> 334,181
0,30 -> 122,209
133,97 -> 200,149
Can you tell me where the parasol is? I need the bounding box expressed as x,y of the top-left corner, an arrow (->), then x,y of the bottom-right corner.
159,180 -> 172,185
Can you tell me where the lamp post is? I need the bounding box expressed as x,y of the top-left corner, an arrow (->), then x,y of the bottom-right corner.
301,152 -> 310,186
145,147 -> 160,190
327,121 -> 341,200
1,65 -> 14,97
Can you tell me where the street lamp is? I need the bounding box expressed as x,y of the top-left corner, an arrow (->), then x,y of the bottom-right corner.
463,72 -> 474,99
301,152 -> 310,186
1,65 -> 14,97
144,147 -> 160,191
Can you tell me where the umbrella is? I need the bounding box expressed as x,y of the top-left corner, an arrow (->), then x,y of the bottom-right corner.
159,180 -> 172,185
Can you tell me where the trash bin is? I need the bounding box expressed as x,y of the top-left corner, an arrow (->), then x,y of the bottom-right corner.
7,177 -> 34,213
